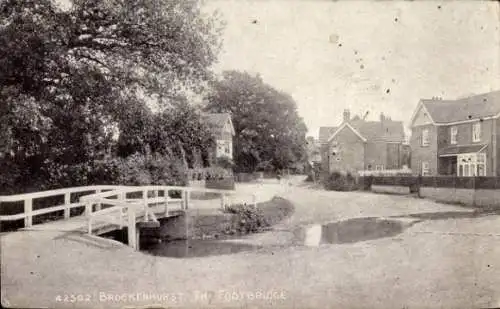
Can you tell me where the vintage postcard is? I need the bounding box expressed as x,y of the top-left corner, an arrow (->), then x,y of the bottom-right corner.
1,0 -> 499,308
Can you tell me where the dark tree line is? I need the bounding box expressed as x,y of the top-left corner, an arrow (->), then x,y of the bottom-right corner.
0,1 -> 307,193
0,0 -> 222,192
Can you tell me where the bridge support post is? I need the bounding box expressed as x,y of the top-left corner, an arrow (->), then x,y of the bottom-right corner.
64,193 -> 71,219
24,199 -> 33,227
128,204 -> 137,250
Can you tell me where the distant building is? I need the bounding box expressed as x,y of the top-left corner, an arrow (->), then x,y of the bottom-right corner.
306,136 -> 321,164
201,113 -> 235,161
320,109 -> 406,174
409,90 -> 500,176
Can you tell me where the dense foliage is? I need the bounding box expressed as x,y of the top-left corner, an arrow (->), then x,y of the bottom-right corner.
223,197 -> 294,235
323,171 -> 359,191
205,71 -> 308,173
0,0 -> 222,193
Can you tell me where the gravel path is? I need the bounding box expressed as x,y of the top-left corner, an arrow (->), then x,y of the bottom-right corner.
2,180 -> 500,309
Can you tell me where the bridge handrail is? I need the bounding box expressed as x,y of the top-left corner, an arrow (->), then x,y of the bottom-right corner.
0,185 -> 127,226
0,185 -> 126,203
0,184 -> 251,233
0,202 -> 85,221
79,185 -> 234,202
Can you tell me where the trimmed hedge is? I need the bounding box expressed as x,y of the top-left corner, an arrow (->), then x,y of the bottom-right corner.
206,177 -> 235,190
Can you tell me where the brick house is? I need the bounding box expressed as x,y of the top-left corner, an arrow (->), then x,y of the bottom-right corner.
409,90 -> 500,177
201,113 -> 235,161
320,110 -> 406,174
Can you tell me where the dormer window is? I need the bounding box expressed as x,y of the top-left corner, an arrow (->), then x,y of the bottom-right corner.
472,122 -> 481,142
450,126 -> 457,145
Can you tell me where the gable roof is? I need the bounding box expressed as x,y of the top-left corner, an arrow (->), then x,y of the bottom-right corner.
416,90 -> 500,125
350,119 -> 405,142
201,113 -> 235,135
327,122 -> 367,143
319,126 -> 337,144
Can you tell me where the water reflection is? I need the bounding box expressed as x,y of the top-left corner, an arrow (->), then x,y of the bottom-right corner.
142,239 -> 262,258
296,218 -> 407,246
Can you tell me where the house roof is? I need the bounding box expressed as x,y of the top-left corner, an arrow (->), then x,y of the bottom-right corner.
318,126 -> 337,144
201,113 -> 235,135
439,144 -> 488,157
419,90 -> 500,124
328,122 -> 367,143
349,119 -> 405,142
323,117 -> 405,144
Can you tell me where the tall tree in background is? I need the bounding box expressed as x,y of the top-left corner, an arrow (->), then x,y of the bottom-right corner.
205,71 -> 308,173
0,0 -> 222,191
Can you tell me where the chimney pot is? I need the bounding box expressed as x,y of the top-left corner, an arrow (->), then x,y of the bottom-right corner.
343,109 -> 350,122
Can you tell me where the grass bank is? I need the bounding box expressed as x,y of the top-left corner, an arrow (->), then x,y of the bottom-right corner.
191,196 -> 294,239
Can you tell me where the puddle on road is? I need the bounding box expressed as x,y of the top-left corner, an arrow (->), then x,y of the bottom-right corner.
140,217 -> 409,258
110,210 -> 493,257
141,239 -> 262,258
293,217 -> 407,246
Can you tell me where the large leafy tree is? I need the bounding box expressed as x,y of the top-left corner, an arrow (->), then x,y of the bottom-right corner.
205,71 -> 308,173
0,0 -> 222,191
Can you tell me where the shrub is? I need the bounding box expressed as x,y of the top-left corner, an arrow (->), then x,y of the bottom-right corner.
35,152 -> 187,190
323,171 -> 358,191
214,156 -> 234,169
114,152 -> 187,186
224,203 -> 269,234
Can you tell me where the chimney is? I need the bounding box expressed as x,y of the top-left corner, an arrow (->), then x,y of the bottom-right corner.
380,112 -> 385,122
343,109 -> 350,122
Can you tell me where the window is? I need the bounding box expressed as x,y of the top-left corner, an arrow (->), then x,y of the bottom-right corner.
421,128 -> 429,146
375,165 -> 384,171
472,122 -> 481,142
224,141 -> 231,154
464,164 -> 470,177
476,153 -> 486,176
216,140 -> 226,157
450,126 -> 457,144
457,153 -> 486,176
421,161 -> 430,176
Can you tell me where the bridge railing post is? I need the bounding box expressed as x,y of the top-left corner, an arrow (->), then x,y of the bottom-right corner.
24,198 -> 33,228
87,215 -> 92,234
64,192 -> 71,219
143,189 -> 149,221
184,190 -> 190,210
85,201 -> 92,217
164,189 -> 169,216
127,204 -> 137,250
220,193 -> 225,210
95,189 -> 102,211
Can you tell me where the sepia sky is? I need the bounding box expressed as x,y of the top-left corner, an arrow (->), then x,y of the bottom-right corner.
204,0 -> 500,138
